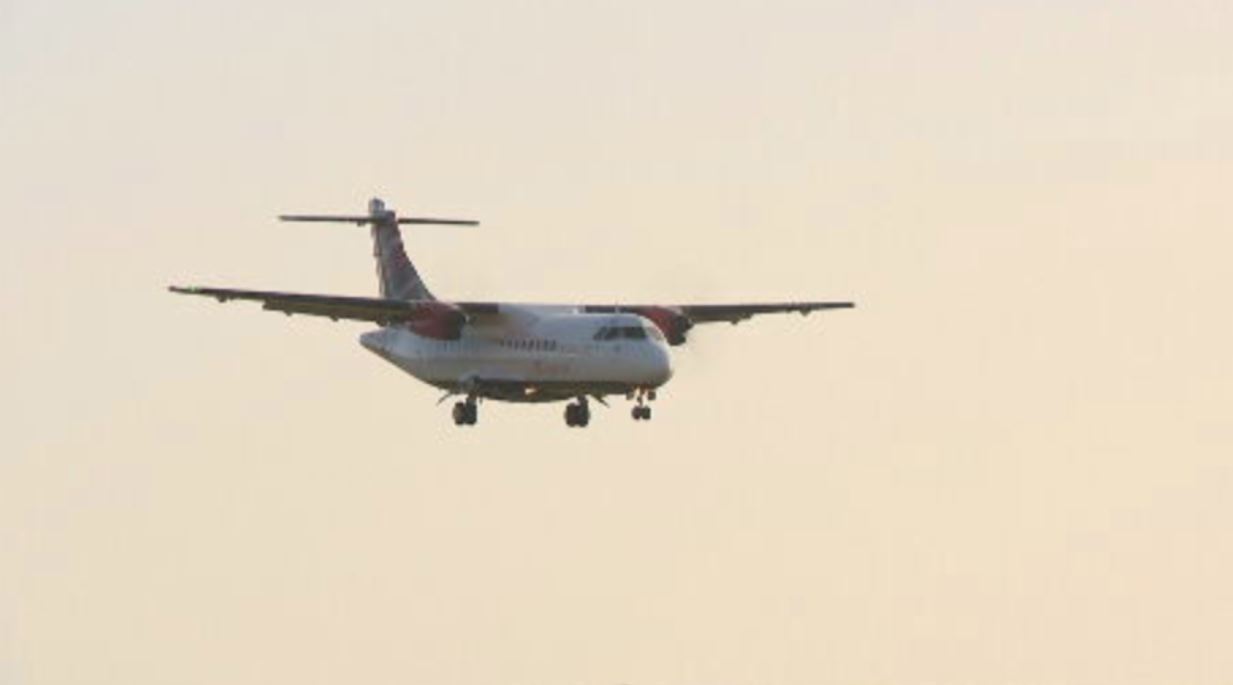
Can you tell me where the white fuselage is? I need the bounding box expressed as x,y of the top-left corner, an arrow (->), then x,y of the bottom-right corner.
358,306 -> 673,402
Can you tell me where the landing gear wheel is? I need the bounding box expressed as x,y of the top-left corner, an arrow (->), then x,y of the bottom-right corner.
632,405 -> 652,421
452,400 -> 478,426
564,399 -> 591,428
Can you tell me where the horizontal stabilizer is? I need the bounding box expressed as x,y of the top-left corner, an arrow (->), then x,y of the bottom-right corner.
279,214 -> 478,226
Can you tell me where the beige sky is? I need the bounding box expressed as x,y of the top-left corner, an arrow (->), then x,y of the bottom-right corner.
3,0 -> 1232,683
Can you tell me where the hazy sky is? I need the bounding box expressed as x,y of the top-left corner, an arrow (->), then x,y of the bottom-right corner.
3,0 -> 1232,683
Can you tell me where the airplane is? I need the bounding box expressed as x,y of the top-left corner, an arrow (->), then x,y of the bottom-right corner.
170,198 -> 854,427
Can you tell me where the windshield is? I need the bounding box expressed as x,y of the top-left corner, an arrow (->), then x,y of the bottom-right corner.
594,325 -> 651,341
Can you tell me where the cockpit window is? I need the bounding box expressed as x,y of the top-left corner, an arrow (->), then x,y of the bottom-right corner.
595,324 -> 659,342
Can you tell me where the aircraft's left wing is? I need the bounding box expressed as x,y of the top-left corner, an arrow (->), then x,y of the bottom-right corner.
168,286 -> 438,323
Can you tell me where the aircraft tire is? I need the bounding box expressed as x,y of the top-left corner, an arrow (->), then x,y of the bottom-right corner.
565,402 -> 590,428
453,400 -> 479,426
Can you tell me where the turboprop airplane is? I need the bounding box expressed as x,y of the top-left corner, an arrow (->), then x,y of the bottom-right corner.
170,198 -> 854,427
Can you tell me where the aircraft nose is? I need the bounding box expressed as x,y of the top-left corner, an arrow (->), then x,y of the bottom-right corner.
645,342 -> 674,385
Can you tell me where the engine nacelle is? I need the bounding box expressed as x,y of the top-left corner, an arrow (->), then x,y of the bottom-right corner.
407,301 -> 467,340
633,306 -> 693,346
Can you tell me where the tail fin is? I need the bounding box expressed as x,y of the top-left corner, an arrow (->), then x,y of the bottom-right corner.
368,198 -> 434,300
279,198 -> 478,302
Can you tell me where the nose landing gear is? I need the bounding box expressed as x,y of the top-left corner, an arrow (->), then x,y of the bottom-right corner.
564,397 -> 591,428
630,388 -> 655,421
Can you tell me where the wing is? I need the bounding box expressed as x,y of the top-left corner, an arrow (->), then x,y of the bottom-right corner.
169,285 -> 501,323
171,285 -> 851,331
169,285 -> 441,323
678,301 -> 855,324
584,301 -> 854,324
582,301 -> 853,344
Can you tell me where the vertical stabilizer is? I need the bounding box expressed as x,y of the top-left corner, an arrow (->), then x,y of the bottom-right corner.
368,198 -> 435,301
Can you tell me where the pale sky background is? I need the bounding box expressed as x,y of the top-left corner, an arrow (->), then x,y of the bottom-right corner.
2,0 -> 1232,683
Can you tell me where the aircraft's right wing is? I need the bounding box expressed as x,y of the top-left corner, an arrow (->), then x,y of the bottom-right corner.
586,301 -> 854,324
583,301 -> 854,344
677,301 -> 855,323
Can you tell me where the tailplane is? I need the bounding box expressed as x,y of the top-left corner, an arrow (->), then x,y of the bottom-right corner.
280,198 -> 477,301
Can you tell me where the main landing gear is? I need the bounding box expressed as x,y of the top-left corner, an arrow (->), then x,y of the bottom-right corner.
452,398 -> 478,426
564,397 -> 591,428
630,388 -> 656,422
